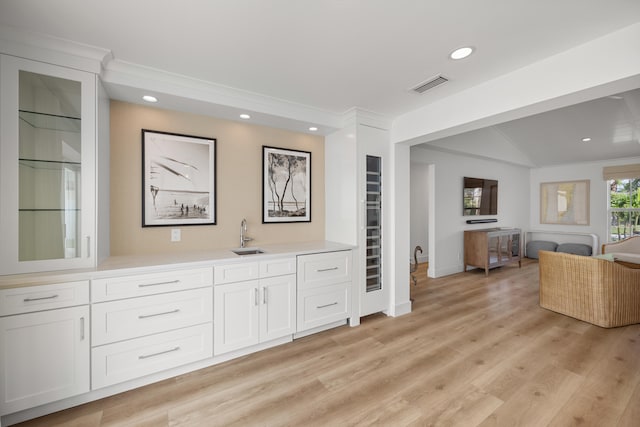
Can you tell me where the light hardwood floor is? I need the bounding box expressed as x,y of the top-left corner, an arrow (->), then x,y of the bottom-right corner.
15,259 -> 640,426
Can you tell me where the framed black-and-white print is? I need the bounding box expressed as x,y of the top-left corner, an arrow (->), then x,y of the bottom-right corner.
142,129 -> 216,227
262,146 -> 311,223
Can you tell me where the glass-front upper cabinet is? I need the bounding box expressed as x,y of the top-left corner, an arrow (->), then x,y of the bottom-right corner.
0,54 -> 96,275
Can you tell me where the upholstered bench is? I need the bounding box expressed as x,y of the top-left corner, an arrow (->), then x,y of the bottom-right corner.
526,240 -> 592,259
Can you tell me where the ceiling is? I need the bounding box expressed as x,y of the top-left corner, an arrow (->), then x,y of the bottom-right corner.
422,88 -> 640,167
1,0 -> 639,166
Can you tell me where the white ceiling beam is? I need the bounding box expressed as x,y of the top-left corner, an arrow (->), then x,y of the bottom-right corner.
391,22 -> 640,146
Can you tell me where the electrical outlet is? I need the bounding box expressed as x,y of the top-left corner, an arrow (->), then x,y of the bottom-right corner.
171,228 -> 181,242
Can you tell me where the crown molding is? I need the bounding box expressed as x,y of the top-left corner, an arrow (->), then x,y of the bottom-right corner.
0,24 -> 112,73
341,107 -> 392,130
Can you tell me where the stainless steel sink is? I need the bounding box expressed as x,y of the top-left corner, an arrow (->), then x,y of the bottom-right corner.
232,248 -> 265,256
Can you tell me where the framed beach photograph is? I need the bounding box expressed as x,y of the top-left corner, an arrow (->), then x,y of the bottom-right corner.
540,180 -> 590,225
262,146 -> 311,223
142,129 -> 216,227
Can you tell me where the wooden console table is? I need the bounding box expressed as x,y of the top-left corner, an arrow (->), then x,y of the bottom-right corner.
464,228 -> 522,276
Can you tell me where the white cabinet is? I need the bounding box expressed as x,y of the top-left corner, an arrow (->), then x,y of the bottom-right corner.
0,283 -> 89,415
260,275 -> 296,342
0,54 -> 104,275
92,323 -> 213,390
91,287 -> 213,346
214,258 -> 295,355
91,267 -> 212,302
90,267 -> 214,389
214,279 -> 260,354
297,251 -> 352,332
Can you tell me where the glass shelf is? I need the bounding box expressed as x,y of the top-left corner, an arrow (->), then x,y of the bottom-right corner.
19,110 -> 81,133
19,158 -> 81,170
19,209 -> 81,212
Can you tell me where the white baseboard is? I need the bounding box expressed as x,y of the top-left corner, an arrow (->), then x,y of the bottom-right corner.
384,300 -> 412,317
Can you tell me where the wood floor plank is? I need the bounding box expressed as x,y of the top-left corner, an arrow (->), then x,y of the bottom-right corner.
471,326 -> 583,401
419,385 -> 504,427
478,364 -> 585,427
13,259 -> 640,427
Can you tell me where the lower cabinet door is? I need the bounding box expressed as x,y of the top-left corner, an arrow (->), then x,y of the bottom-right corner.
260,275 -> 295,342
0,305 -> 90,415
92,323 -> 213,389
214,281 -> 260,355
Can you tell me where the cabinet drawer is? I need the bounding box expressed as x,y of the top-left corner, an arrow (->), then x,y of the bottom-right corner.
297,283 -> 349,332
92,287 -> 213,346
260,257 -> 296,278
297,251 -> 352,289
0,281 -> 89,316
91,267 -> 213,302
91,323 -> 213,389
214,262 -> 259,285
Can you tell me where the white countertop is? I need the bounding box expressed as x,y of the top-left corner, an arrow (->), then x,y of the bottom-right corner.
0,240 -> 354,289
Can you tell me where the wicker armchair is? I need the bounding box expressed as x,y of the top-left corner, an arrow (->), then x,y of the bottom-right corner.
539,250 -> 640,328
602,235 -> 640,268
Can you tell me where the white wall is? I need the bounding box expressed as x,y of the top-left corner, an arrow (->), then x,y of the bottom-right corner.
530,156 -> 640,252
410,162 -> 429,263
411,146 -> 530,277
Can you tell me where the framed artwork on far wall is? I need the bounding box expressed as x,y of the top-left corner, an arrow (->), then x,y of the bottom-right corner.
540,179 -> 590,225
142,129 -> 216,227
262,146 -> 311,223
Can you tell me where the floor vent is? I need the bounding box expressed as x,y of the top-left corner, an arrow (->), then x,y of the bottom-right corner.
411,75 -> 449,94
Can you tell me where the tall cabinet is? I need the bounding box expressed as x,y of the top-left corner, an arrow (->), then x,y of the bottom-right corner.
325,112 -> 393,319
0,54 -> 104,275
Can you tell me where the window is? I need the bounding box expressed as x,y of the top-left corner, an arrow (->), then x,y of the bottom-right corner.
608,178 -> 640,241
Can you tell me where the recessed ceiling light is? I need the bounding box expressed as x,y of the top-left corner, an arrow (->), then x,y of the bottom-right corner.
142,95 -> 158,103
309,127 -> 318,132
581,137 -> 592,142
449,46 -> 474,60
239,114 -> 251,119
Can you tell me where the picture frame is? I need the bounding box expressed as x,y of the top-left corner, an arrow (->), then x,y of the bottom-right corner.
540,180 -> 590,225
142,129 -> 216,227
262,146 -> 311,223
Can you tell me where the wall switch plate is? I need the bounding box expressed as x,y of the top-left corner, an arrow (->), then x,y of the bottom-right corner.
171,228 -> 181,242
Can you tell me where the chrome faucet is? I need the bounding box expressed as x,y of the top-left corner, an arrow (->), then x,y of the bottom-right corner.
240,218 -> 253,248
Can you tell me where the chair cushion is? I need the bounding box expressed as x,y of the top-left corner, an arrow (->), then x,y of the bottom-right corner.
526,241 -> 558,259
593,253 -> 615,261
556,243 -> 592,256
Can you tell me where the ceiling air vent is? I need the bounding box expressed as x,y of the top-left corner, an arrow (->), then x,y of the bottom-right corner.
411,75 -> 449,94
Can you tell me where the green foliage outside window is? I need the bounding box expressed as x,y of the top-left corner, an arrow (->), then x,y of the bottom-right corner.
609,178 -> 640,241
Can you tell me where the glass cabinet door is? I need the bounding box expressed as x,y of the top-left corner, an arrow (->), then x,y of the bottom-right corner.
0,55 -> 96,274
19,71 -> 82,262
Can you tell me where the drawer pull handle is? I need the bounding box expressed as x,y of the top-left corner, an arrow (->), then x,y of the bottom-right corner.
317,302 -> 338,309
24,294 -> 59,302
138,346 -> 180,360
317,267 -> 339,272
138,280 -> 180,288
138,309 -> 180,319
